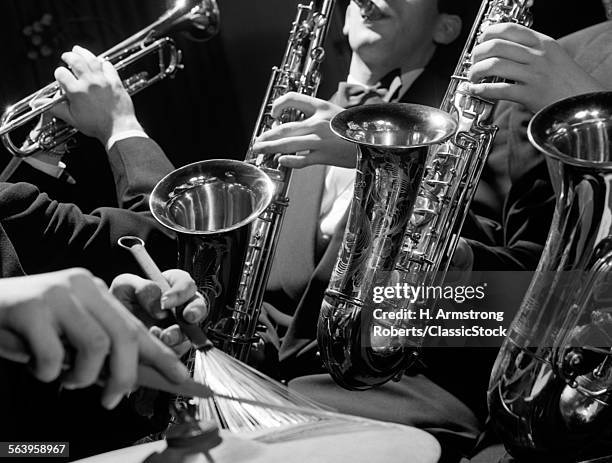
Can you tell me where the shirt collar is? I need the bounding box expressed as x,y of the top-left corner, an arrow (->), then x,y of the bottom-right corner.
346,68 -> 424,94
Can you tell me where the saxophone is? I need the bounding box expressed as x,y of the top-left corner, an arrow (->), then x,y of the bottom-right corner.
317,0 -> 534,390
152,0 -> 336,361
224,0 -> 335,360
488,91 -> 612,461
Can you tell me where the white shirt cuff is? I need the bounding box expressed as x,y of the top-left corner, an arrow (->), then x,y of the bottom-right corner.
106,130 -> 149,152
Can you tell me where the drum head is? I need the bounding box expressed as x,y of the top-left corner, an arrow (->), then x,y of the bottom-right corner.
75,420 -> 440,463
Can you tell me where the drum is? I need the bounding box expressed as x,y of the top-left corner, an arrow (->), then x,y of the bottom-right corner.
74,420 -> 440,463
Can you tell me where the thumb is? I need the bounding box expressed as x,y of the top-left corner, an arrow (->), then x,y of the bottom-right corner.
450,239 -> 474,272
270,92 -> 319,119
277,154 -> 313,169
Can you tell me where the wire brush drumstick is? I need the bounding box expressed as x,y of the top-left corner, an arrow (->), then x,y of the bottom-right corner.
119,236 -> 338,432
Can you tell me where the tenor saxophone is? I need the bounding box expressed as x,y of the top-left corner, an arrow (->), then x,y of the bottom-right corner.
224,0 -> 336,360
150,1 -> 335,362
317,0 -> 534,390
488,92 -> 612,461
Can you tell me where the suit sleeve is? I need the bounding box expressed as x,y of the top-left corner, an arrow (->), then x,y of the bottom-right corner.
0,181 -> 177,283
107,137 -> 175,212
466,161 -> 555,271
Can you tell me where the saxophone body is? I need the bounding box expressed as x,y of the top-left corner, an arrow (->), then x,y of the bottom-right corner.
226,0 -> 336,360
316,0 -> 534,390
150,1 -> 335,362
397,0 -> 533,279
150,160 -> 275,352
317,104 -> 457,389
488,92 -> 612,461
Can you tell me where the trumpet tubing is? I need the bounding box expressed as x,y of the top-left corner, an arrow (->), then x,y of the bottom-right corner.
0,0 -> 219,158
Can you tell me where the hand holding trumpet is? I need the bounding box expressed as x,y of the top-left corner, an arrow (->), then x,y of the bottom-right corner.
33,45 -> 144,148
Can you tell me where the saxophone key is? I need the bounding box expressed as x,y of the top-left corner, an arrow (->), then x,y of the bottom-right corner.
405,250 -> 434,267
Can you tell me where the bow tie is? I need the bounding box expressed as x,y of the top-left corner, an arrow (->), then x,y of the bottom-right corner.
331,69 -> 402,109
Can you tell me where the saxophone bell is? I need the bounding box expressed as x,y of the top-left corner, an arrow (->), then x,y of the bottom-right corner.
316,0 -> 535,392
489,91 -> 612,461
317,103 -> 457,390
150,159 -> 275,359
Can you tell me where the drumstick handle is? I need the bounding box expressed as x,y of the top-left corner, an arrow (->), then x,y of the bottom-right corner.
118,236 -> 212,350
125,238 -> 171,293
0,328 -> 371,424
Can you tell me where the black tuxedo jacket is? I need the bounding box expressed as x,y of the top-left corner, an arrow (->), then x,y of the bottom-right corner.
0,137 -> 177,282
0,137 -> 178,458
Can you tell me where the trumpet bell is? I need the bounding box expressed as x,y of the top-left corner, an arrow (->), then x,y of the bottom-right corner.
161,0 -> 220,42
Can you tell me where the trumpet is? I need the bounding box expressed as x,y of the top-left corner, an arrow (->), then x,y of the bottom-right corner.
0,0 -> 219,159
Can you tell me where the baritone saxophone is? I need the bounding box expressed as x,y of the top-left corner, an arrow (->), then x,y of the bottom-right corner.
489,91 -> 612,462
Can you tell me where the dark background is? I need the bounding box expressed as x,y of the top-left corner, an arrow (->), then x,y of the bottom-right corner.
0,0 -> 607,212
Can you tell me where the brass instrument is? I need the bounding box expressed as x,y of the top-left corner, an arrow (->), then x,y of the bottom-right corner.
0,0 -> 219,159
227,0 -> 335,360
317,104 -> 457,389
150,160 -> 275,355
316,0 -> 535,390
149,0 -> 335,362
488,91 -> 612,461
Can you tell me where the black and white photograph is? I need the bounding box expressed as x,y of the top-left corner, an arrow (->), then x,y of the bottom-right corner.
0,0 -> 611,462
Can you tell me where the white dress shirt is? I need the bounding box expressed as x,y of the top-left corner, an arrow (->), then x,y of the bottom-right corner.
18,129 -> 149,183
105,129 -> 149,152
319,68 -> 425,238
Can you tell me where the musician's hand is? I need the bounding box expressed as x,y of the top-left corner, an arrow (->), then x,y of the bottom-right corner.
0,269 -> 189,410
41,45 -> 143,147
251,92 -> 356,169
110,270 -> 208,358
444,239 -> 474,286
468,23 -> 604,113
449,238 -> 474,273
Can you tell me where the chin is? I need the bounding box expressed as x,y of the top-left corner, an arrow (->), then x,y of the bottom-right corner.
351,37 -> 392,60
349,30 -> 387,51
